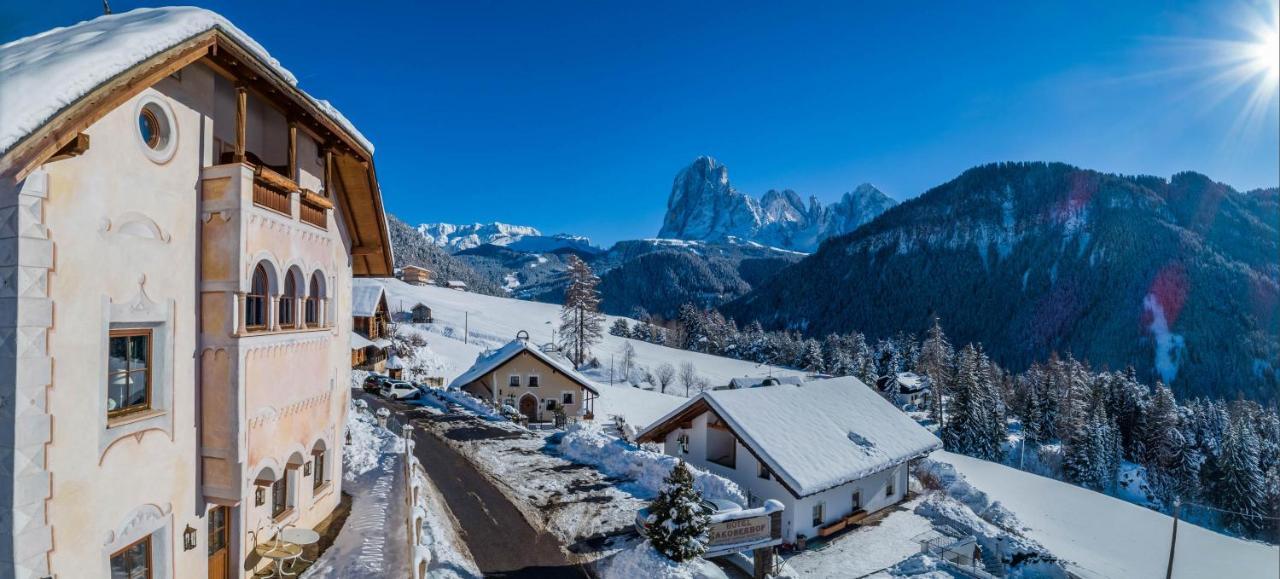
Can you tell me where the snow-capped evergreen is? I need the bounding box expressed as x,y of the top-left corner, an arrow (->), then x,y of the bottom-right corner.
645,462 -> 710,562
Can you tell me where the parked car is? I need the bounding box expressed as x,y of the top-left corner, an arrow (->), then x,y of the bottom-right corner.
635,498 -> 741,537
362,374 -> 390,394
380,380 -> 421,400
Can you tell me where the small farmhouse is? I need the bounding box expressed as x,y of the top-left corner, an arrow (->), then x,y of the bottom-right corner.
351,279 -> 391,371
637,377 -> 941,543
877,372 -> 930,408
399,264 -> 433,286
446,280 -> 468,291
411,303 -> 434,323
451,337 -> 598,423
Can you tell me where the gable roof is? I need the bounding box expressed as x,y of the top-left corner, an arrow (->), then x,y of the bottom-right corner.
638,376 -> 941,498
352,278 -> 386,318
728,375 -> 806,389
449,339 -> 599,396
0,7 -> 392,275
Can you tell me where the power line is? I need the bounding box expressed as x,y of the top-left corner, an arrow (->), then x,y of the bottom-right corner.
1180,500 -> 1280,521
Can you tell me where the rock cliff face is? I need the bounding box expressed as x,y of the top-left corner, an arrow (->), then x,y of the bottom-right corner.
657,156 -> 895,252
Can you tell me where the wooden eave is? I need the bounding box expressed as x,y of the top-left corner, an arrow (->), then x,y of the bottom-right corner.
0,27 -> 394,277
636,397 -> 802,499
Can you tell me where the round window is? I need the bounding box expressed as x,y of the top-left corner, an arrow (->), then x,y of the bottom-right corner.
134,97 -> 177,163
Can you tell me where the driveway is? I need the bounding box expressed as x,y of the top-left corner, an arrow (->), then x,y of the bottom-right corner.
354,390 -> 590,578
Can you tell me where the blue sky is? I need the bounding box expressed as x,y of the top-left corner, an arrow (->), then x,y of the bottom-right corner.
4,1 -> 1277,245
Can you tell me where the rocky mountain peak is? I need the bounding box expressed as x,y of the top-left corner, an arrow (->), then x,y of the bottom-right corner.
657,157 -> 896,252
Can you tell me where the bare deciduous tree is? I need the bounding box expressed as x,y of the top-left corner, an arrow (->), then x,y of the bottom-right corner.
679,361 -> 698,397
655,363 -> 676,394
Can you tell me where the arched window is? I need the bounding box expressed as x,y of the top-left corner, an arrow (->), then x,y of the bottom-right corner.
280,273 -> 298,327
306,272 -> 323,327
247,264 -> 269,330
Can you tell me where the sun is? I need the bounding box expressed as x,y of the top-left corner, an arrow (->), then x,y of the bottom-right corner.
1249,28 -> 1279,83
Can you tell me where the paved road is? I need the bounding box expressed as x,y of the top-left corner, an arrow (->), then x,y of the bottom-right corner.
355,390 -> 590,578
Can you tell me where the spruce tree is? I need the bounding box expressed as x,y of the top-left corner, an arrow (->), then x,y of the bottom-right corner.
1216,414 -> 1267,536
646,461 -> 710,562
609,318 -> 631,337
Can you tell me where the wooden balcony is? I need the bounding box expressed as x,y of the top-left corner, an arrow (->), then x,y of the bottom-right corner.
300,190 -> 331,229
251,165 -> 295,215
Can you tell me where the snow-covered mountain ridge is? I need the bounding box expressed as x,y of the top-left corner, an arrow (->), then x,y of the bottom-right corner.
415,222 -> 598,253
657,156 -> 897,252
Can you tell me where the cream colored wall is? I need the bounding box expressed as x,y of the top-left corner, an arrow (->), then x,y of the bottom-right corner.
38,68 -> 212,579
21,59 -> 356,579
464,351 -> 592,419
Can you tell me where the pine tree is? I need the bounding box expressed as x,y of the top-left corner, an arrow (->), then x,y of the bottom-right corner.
802,339 -> 824,373
1216,413 -> 1267,536
646,461 -> 710,562
609,318 -> 631,337
558,255 -> 604,366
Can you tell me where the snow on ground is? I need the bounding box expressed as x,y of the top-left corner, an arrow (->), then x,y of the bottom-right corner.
305,402 -> 478,578
558,422 -> 745,505
602,541 -> 729,579
784,496 -> 934,578
378,279 -> 806,428
937,450 -> 1280,579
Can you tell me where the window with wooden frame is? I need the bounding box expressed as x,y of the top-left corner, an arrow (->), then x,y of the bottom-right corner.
305,273 -> 321,326
508,375 -> 521,388
107,329 -> 152,418
280,274 -> 297,327
207,506 -> 228,556
886,478 -> 895,497
757,461 -> 770,480
246,264 -> 269,330
109,535 -> 152,579
852,490 -> 862,510
272,476 -> 288,519
313,450 -> 326,490
812,502 -> 825,527
561,391 -> 574,405
527,375 -> 540,388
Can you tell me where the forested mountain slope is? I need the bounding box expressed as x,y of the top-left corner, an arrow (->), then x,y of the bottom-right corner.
725,162 -> 1279,401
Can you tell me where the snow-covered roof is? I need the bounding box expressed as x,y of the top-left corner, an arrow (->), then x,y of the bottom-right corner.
639,376 -> 941,497
386,355 -> 405,370
352,279 -> 386,318
446,280 -> 467,288
0,7 -> 373,157
727,375 -> 806,389
893,372 -> 928,393
449,339 -> 599,395
350,332 -> 375,350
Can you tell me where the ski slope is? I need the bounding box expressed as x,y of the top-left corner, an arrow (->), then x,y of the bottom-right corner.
939,451 -> 1279,579
378,279 -> 807,428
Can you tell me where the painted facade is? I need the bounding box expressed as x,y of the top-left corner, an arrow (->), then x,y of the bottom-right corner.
453,341 -> 599,423
0,13 -> 391,579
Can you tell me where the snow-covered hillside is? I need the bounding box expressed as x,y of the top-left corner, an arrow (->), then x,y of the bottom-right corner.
376,278 -> 807,427
937,451 -> 1279,579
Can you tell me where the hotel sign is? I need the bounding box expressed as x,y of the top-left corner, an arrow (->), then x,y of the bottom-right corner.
708,515 -> 773,548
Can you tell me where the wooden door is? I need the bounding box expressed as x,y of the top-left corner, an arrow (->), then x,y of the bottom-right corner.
207,506 -> 229,579
519,395 -> 537,422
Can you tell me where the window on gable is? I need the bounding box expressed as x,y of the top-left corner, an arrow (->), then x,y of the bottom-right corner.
108,329 -> 152,418
561,391 -> 574,405
528,375 -> 540,388
508,375 -> 521,388
757,461 -> 769,480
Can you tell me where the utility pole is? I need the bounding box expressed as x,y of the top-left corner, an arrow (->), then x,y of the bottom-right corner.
609,355 -> 614,386
464,311 -> 469,345
1165,498 -> 1180,579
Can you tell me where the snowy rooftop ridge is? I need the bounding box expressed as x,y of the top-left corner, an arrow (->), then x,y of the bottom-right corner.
0,6 -> 373,155
352,278 -> 386,318
641,376 -> 942,497
449,338 -> 600,395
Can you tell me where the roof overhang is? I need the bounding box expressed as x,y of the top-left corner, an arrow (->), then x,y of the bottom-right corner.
0,27 -> 394,276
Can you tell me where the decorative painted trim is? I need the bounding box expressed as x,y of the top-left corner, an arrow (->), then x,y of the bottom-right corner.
247,391 -> 332,429
99,211 -> 172,243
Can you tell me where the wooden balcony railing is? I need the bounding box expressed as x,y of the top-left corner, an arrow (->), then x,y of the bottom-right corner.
300,190 -> 329,229
252,166 -> 294,215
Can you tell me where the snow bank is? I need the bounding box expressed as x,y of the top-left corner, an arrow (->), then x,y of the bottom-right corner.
343,399 -> 392,480
0,7 -> 372,155
601,541 -> 728,579
937,450 -> 1280,579
558,423 -> 745,505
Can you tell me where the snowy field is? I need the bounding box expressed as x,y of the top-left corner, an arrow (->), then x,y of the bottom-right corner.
938,451 -> 1280,579
379,279 -> 806,428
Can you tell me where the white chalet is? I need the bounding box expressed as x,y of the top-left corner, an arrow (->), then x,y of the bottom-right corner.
637,376 -> 941,543
877,371 -> 930,408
